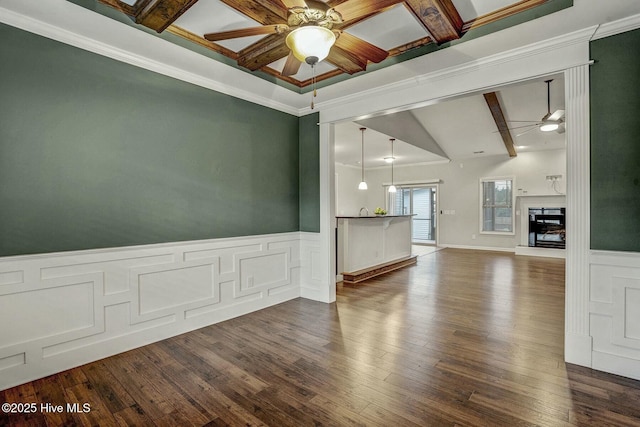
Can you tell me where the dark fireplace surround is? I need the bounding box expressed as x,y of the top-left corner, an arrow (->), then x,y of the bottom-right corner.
528,207 -> 566,249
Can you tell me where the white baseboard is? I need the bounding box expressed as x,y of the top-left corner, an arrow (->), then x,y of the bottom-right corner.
515,245 -> 566,258
564,332 -> 592,368
438,244 -> 515,253
592,351 -> 640,381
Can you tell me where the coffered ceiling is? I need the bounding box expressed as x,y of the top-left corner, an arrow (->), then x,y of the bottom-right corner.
92,0 -> 569,90
6,0 -> 640,167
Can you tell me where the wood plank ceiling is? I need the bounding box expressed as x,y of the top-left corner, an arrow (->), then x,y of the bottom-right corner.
98,0 -> 554,88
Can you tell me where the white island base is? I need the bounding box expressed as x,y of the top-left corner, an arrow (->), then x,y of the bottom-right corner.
337,215 -> 417,285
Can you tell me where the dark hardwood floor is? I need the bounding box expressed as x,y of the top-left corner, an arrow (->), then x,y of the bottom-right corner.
2,248 -> 640,426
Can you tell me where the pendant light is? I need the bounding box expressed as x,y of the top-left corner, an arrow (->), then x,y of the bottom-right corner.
388,138 -> 397,193
358,127 -> 368,190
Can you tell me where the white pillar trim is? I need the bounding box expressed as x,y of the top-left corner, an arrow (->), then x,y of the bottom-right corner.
318,122 -> 337,303
564,64 -> 593,366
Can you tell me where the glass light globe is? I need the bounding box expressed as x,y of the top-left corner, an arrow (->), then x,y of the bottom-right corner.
540,121 -> 559,132
285,26 -> 336,63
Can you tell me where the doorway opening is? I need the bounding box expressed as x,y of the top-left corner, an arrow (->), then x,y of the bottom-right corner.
389,185 -> 437,245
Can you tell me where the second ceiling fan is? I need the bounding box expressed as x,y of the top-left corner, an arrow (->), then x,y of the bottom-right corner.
508,79 -> 566,136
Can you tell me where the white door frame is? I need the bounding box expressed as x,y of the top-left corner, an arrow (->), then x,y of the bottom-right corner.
317,28 -> 596,369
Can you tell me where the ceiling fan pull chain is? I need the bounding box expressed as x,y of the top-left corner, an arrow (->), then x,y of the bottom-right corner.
311,63 -> 317,109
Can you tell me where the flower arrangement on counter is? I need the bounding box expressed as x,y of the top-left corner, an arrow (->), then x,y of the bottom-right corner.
374,207 -> 387,215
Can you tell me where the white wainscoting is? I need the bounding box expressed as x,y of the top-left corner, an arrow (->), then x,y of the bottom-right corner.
590,250 -> 640,380
0,232 -> 320,391
298,232 -> 324,301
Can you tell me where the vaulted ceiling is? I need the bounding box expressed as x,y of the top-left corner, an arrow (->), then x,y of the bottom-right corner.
93,0 -> 569,90
334,74 -> 566,166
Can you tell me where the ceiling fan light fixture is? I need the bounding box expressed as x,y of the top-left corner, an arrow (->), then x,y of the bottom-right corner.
540,121 -> 560,132
285,26 -> 336,64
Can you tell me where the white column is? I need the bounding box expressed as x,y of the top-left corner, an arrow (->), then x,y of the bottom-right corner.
318,121 -> 337,303
564,64 -> 592,366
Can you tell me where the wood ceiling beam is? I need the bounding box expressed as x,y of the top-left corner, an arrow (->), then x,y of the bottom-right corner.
463,0 -> 549,32
167,25 -> 238,60
220,0 -> 288,25
99,0 -> 136,15
237,33 -> 290,71
332,0 -> 404,23
483,92 -> 517,158
135,0 -> 199,33
404,0 -> 463,44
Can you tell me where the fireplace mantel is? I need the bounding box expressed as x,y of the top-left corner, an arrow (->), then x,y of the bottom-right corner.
517,194 -> 566,198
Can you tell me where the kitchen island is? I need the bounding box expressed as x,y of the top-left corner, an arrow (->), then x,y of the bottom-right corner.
336,215 -> 417,284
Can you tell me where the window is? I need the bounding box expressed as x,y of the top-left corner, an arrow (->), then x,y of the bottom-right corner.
480,177 -> 514,234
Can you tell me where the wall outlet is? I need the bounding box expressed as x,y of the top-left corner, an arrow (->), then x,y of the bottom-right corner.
472,234 -> 476,240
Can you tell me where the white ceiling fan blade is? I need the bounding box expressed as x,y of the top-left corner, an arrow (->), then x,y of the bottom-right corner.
548,109 -> 565,121
516,126 -> 539,137
556,123 -> 566,134
493,123 -> 540,134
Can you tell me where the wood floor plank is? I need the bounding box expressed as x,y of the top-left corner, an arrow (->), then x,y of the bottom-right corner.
2,249 -> 640,426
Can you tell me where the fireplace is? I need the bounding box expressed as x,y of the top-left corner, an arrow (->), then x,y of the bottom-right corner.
528,207 -> 565,249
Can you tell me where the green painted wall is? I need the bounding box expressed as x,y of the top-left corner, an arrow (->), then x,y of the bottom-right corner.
590,28 -> 640,252
299,112 -> 320,232
0,23 -> 308,257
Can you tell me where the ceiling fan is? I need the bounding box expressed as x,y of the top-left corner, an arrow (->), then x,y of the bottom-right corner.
202,0 -> 390,78
507,79 -> 566,136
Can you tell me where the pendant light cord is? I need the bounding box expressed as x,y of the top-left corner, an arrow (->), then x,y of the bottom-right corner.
390,138 -> 394,185
361,128 -> 365,182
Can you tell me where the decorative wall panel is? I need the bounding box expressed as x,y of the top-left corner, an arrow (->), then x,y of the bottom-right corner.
299,233 -> 324,301
134,260 -> 220,320
590,251 -> 640,380
0,270 -> 23,286
0,232 -> 308,391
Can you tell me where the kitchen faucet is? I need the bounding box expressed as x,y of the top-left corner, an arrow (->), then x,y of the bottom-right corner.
359,207 -> 369,217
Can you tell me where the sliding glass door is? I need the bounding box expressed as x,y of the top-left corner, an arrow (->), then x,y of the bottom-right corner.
390,186 -> 437,244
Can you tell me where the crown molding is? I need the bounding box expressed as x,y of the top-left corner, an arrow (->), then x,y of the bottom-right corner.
310,25 -> 598,116
0,0 -> 302,116
591,13 -> 640,41
3,0 -> 639,118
